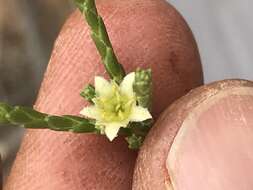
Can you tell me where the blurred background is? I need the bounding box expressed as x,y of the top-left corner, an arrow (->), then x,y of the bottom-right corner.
0,0 -> 74,183
0,0 -> 253,184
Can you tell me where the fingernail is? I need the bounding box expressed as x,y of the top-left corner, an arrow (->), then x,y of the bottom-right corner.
167,90 -> 253,189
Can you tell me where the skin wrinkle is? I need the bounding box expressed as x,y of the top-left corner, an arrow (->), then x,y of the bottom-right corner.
4,0 -> 202,189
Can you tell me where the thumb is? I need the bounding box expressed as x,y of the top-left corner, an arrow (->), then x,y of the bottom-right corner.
4,0 -> 202,189
134,79 -> 253,190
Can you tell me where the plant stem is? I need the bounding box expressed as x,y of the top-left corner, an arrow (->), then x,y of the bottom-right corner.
0,102 -> 150,149
133,68 -> 152,110
80,84 -> 96,103
75,0 -> 126,84
0,102 -> 98,133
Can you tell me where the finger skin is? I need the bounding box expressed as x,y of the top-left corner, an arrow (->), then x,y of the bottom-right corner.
133,79 -> 253,190
4,0 -> 203,189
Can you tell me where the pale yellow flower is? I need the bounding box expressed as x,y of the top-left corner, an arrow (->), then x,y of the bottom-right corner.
80,72 -> 152,141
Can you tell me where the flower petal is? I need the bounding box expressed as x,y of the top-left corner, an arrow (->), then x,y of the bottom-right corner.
95,76 -> 112,96
104,122 -> 123,141
80,106 -> 100,120
120,72 -> 135,97
130,106 -> 152,122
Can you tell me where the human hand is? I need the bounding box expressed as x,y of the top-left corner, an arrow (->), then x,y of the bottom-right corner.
3,0 -> 202,189
134,79 -> 253,189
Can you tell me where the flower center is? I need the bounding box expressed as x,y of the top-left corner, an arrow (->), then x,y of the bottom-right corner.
94,83 -> 134,122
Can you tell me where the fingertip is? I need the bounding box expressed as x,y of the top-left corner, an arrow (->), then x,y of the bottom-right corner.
134,80 -> 253,189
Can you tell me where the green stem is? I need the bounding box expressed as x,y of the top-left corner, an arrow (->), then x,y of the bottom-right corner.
0,102 -> 150,149
0,102 -> 97,133
133,68 -> 152,110
80,84 -> 96,103
75,0 -> 126,84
